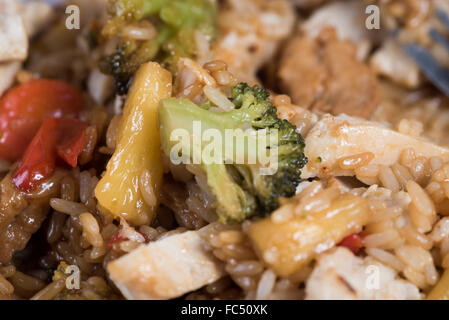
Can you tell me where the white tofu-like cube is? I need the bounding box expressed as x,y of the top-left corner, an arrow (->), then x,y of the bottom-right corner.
21,1 -> 54,38
107,230 -> 225,300
0,0 -> 28,61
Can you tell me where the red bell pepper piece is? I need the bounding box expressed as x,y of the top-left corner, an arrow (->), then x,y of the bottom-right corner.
0,79 -> 85,161
107,232 -> 127,250
107,230 -> 150,250
12,118 -> 87,192
338,233 -> 365,255
56,120 -> 88,167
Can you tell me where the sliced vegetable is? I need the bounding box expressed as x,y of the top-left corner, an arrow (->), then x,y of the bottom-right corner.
247,194 -> 370,276
0,79 -> 85,161
107,232 -> 127,250
158,83 -> 307,222
95,62 -> 172,226
56,121 -> 88,167
12,118 -> 87,192
338,233 -> 364,254
101,0 -> 217,93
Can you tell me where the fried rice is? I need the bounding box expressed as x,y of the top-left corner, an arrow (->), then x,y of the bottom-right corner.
1,0 -> 449,300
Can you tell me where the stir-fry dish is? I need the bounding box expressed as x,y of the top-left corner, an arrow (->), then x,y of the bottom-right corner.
1,0 -> 449,300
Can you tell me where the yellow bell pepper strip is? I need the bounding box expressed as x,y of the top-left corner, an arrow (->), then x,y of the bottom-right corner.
95,62 -> 172,225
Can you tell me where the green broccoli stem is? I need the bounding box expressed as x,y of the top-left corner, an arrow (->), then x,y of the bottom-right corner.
159,83 -> 307,222
159,98 -> 268,222
159,98 -> 270,164
205,164 -> 257,222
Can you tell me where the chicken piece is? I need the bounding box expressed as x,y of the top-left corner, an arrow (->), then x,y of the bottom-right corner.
0,199 -> 50,264
21,1 -> 54,37
0,1 -> 54,97
279,29 -> 379,118
370,40 -> 422,88
301,114 -> 449,179
316,34 -> 378,117
0,0 -> 28,62
303,0 -> 377,59
213,0 -> 295,83
107,229 -> 225,300
278,36 -> 325,110
0,176 -> 27,232
306,247 -> 421,300
0,174 -> 59,263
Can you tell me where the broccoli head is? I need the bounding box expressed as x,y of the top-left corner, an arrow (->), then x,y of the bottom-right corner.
100,0 -> 217,94
159,83 -> 307,222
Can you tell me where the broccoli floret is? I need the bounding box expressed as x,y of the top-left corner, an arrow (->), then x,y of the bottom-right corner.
159,83 -> 307,222
100,0 -> 217,94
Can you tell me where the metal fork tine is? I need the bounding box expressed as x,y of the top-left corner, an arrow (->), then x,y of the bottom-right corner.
436,9 -> 449,30
402,43 -> 449,97
430,29 -> 449,52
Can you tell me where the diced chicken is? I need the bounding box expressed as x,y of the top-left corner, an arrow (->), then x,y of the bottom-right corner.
21,1 -> 54,37
0,1 -> 53,97
88,68 -> 115,105
0,62 -> 21,97
0,0 -> 28,62
107,230 -> 225,300
370,40 -> 422,88
278,36 -> 325,109
0,176 -> 27,234
279,29 -> 379,118
0,174 -> 54,263
301,114 -> 449,179
303,0 -> 377,60
0,200 -> 50,264
306,247 -> 421,300
213,0 -> 295,83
